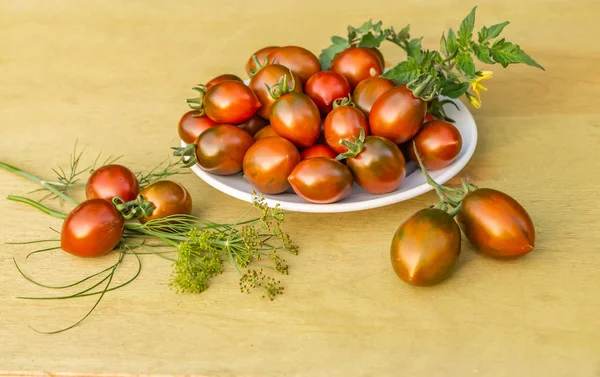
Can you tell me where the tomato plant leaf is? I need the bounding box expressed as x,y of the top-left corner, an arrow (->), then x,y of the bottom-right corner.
319,36 -> 351,70
456,52 -> 476,78
357,32 -> 387,48
478,21 -> 510,44
440,33 -> 449,57
458,6 -> 477,46
441,81 -> 469,98
447,29 -> 459,55
490,39 -> 544,70
406,38 -> 423,59
381,59 -> 420,83
473,44 -> 495,64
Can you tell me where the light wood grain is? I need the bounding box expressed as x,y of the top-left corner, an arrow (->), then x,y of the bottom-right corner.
1,1 -> 599,376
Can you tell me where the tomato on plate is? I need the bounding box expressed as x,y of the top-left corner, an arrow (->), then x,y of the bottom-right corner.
249,64 -> 302,119
288,157 -> 353,204
304,71 -> 351,115
330,47 -> 383,88
352,77 -> 394,116
237,115 -> 268,136
253,125 -> 278,141
86,164 -> 139,202
267,46 -> 321,83
138,180 -> 193,224
409,120 -> 462,170
423,113 -> 437,123
243,136 -> 301,195
300,144 -> 337,160
201,81 -> 261,124
245,46 -> 279,77
195,124 -> 254,175
324,97 -> 369,154
177,110 -> 218,144
206,74 -> 243,89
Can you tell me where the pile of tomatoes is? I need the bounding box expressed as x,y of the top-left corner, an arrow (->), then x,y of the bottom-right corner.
177,45 -> 462,204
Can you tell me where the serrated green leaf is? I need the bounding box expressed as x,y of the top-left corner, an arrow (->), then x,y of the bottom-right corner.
456,52 -> 476,77
396,25 -> 411,41
478,21 -> 509,44
350,20 -> 374,35
473,44 -> 495,64
357,32 -> 386,48
458,6 -> 477,45
441,81 -> 469,98
331,36 -> 347,44
406,38 -> 423,59
447,29 -> 458,55
440,33 -> 449,57
490,40 -> 545,70
319,38 -> 351,70
381,59 -> 421,83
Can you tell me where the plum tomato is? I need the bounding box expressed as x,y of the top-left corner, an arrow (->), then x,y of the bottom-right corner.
203,81 -> 261,124
253,125 -> 278,141
138,180 -> 192,224
267,46 -> 321,83
304,71 -> 351,115
245,46 -> 280,77
86,164 -> 139,202
352,77 -> 395,116
206,74 -> 243,89
288,157 -> 353,204
300,144 -> 337,160
237,114 -> 268,136
177,110 -> 217,144
330,47 -> 383,88
390,208 -> 461,286
423,113 -> 437,123
369,85 -> 426,144
195,124 -> 254,175
243,136 -> 301,195
409,120 -> 462,170
324,100 -> 369,154
270,92 -> 321,149
249,64 -> 302,119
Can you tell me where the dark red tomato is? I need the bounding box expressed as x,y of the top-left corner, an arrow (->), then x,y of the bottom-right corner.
195,124 -> 254,175
369,85 -> 426,144
253,125 -> 278,141
270,92 -> 321,149
350,44 -> 385,67
243,136 -> 301,195
245,46 -> 280,77
324,105 -> 369,154
457,188 -> 535,258
139,180 -> 192,224
345,136 -> 406,194
390,208 -> 461,286
237,115 -> 268,136
409,120 -> 462,170
304,71 -> 351,115
352,77 -> 395,116
249,64 -> 302,119
177,110 -> 218,144
206,74 -> 243,89
86,164 -> 139,202
203,81 -> 261,124
330,47 -> 383,89
423,113 -> 437,123
267,46 -> 321,83
288,157 -> 353,204
61,199 -> 124,258
300,144 -> 337,160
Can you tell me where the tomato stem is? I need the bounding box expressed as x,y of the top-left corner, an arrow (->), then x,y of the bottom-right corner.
335,127 -> 366,161
113,195 -> 156,220
186,86 -> 206,115
171,144 -> 197,168
249,54 -> 269,77
7,195 -> 68,219
332,94 -> 355,109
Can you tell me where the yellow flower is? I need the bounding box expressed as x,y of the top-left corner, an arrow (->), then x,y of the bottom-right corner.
465,92 -> 481,109
470,70 -> 493,108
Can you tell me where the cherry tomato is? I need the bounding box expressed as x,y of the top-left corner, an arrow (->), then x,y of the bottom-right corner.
245,46 -> 279,77
267,46 -> 321,83
369,85 -> 426,144
352,77 -> 395,116
206,74 -> 243,89
457,188 -> 535,258
304,71 -> 351,115
243,136 -> 301,195
330,47 -> 383,88
86,164 -> 139,202
249,64 -> 302,119
300,144 -> 337,160
203,81 -> 261,124
61,199 -> 124,258
409,120 -> 462,170
324,103 -> 369,154
350,44 -> 385,67
270,92 -> 321,149
195,124 -> 254,175
253,125 -> 278,141
390,208 -> 461,286
139,180 -> 192,224
423,113 -> 437,123
237,115 -> 268,136
288,158 -> 353,204
177,110 -> 218,144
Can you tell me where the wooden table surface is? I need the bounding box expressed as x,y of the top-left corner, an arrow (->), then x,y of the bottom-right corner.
1,1 -> 599,376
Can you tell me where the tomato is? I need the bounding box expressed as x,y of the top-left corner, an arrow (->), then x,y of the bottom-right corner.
369,85 -> 426,144
423,113 -> 437,123
324,103 -> 369,154
86,164 -> 139,202
304,71 -> 351,115
177,110 -> 217,144
203,81 -> 261,124
267,46 -> 321,83
457,188 -> 535,258
330,47 -> 383,88
270,92 -> 321,149
300,144 -> 337,160
288,158 -> 353,204
253,125 -> 278,141
139,180 -> 193,224
243,136 -> 301,195
390,208 -> 461,286
352,77 -> 394,116
409,120 -> 462,170
249,64 -> 302,119
237,115 -> 268,136
350,44 -> 385,67
61,199 -> 124,258
245,46 -> 279,77
206,74 -> 243,89
195,124 -> 254,175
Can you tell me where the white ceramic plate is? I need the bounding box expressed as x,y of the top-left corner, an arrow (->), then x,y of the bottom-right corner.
184,96 -> 477,213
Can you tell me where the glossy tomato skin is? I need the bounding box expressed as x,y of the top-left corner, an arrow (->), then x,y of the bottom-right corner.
243,136 -> 301,195
300,144 -> 337,160
253,125 -> 278,141
369,85 -> 426,144
203,81 -> 261,124
390,208 -> 461,286
330,47 -> 383,89
245,46 -> 280,77
177,110 -> 218,144
206,74 -> 243,89
61,199 -> 125,258
324,105 -> 369,154
139,180 -> 192,224
423,113 -> 437,123
288,158 -> 353,204
86,164 -> 139,202
457,188 -> 535,258
409,120 -> 463,170
346,136 -> 406,194
249,64 -> 302,119
267,46 -> 321,83
195,124 -> 254,175
237,115 -> 268,136
304,71 -> 351,115
270,92 -> 321,149
352,77 -> 395,116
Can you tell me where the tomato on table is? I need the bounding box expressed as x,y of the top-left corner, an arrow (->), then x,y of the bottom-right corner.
288,157 -> 353,204
300,144 -> 337,160
330,47 -> 383,88
86,164 -> 139,202
138,180 -> 193,224
409,120 -> 463,170
304,71 -> 351,115
177,110 -> 218,144
195,124 -> 254,175
267,46 -> 321,83
352,77 -> 395,116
